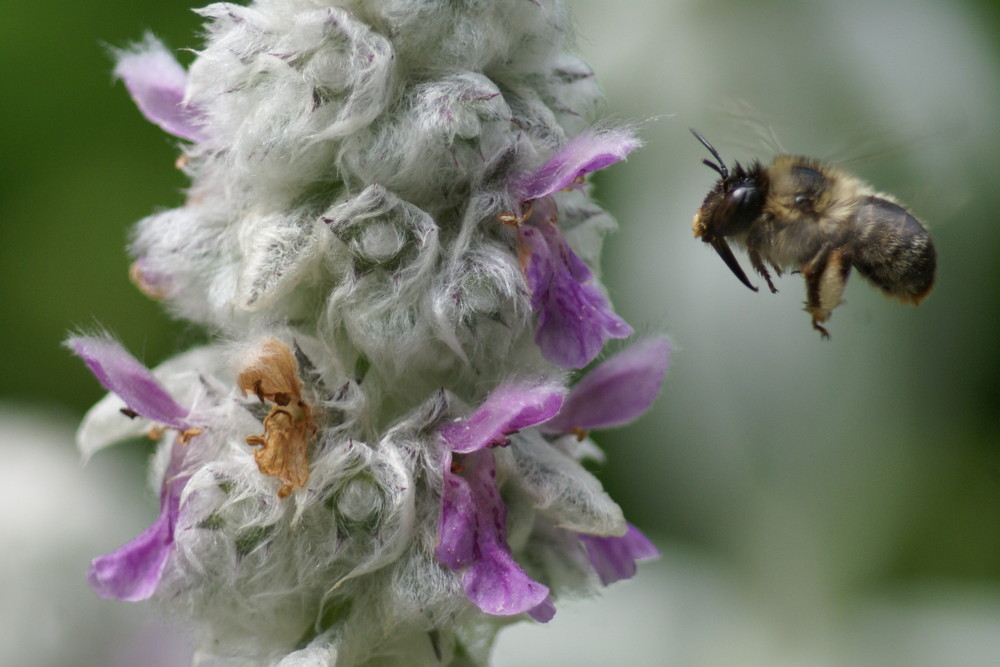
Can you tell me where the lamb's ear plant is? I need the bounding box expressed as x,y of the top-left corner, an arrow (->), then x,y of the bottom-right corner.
69,2 -> 668,664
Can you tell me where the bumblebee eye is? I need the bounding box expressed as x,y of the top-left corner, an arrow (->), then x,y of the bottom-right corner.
710,183 -> 763,236
794,193 -> 811,205
730,186 -> 759,208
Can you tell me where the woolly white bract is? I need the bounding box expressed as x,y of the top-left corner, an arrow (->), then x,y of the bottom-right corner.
73,1 -> 667,665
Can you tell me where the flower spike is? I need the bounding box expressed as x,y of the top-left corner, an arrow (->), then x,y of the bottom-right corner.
73,1 -> 664,661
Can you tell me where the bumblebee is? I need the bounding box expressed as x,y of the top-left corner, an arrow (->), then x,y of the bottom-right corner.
690,129 -> 936,338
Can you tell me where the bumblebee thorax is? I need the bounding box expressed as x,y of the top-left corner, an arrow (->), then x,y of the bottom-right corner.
763,156 -> 865,228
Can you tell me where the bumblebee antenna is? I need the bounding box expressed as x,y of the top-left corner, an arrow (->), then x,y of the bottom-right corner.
690,128 -> 729,179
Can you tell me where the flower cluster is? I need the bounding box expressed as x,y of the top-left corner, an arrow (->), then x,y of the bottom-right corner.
71,1 -> 668,664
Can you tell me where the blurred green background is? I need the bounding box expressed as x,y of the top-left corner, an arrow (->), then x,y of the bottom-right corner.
2,0 -> 999,664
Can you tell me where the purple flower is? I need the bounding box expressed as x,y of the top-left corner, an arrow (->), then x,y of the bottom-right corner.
66,336 -> 194,431
543,337 -> 670,435
436,380 -> 564,620
437,449 -> 554,620
88,444 -> 188,600
510,128 -> 640,368
440,379 -> 566,453
513,128 -> 641,202
518,200 -> 633,369
113,35 -> 205,142
579,524 -> 659,586
67,335 -> 197,600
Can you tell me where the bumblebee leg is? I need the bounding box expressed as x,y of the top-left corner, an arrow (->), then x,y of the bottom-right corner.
802,246 -> 852,339
748,248 -> 779,293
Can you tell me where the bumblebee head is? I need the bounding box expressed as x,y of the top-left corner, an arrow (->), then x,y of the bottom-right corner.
690,129 -> 765,292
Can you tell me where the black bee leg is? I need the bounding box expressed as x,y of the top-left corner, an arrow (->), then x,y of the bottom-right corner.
801,246 -> 852,339
811,320 -> 831,340
748,248 -> 779,293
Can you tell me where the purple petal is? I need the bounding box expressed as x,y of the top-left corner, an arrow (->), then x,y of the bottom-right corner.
527,596 -> 557,623
514,128 -> 640,202
113,35 -> 205,142
87,486 -> 175,600
463,553 -> 551,618
88,443 -> 188,600
436,450 -> 552,619
519,215 -> 633,369
440,380 -> 565,454
66,336 -> 193,430
544,337 -> 670,434
435,451 -> 478,570
579,523 -> 659,586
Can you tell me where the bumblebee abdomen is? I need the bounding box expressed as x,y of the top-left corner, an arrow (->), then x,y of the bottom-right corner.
850,196 -> 936,303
